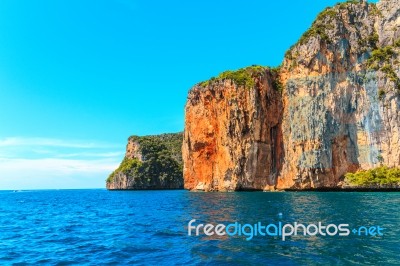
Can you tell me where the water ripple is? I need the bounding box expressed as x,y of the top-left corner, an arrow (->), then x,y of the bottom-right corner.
0,190 -> 398,265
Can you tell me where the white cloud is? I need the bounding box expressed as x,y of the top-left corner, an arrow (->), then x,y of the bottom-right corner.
54,151 -> 124,158
0,137 -> 124,189
0,158 -> 118,173
0,137 -> 124,159
0,157 -> 120,190
0,137 -> 119,149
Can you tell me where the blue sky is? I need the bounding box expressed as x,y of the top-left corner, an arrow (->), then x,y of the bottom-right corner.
0,0 -> 378,189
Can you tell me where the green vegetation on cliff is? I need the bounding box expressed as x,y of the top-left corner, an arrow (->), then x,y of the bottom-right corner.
285,1 -> 378,61
288,0 -> 367,50
129,133 -> 183,166
198,65 -> 266,88
367,42 -> 400,91
297,8 -> 336,45
284,7 -> 336,59
358,33 -> 379,50
336,0 -> 362,9
367,46 -> 396,69
107,157 -> 142,183
107,133 -> 183,188
198,65 -> 283,91
344,166 -> 400,187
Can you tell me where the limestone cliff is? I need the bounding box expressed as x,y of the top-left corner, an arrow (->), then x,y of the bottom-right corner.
183,0 -> 400,191
183,67 -> 283,191
107,133 -> 183,190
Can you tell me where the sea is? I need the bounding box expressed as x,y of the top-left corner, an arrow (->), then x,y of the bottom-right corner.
0,189 -> 398,265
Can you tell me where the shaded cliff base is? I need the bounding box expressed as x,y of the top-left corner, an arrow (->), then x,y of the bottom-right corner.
272,166 -> 400,191
190,166 -> 400,192
190,187 -> 400,192
107,188 -> 184,191
189,187 -> 400,192
282,188 -> 400,192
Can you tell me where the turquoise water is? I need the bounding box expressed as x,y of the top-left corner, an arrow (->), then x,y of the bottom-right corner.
0,190 -> 398,265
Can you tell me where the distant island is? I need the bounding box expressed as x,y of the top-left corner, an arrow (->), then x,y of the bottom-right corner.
106,133 -> 183,190
107,0 -> 400,191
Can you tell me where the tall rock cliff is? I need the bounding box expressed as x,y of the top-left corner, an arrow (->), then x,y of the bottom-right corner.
183,67 -> 283,191
107,133 -> 184,190
183,0 -> 400,191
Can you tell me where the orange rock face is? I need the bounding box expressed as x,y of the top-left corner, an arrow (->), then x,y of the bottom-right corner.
183,71 -> 283,191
